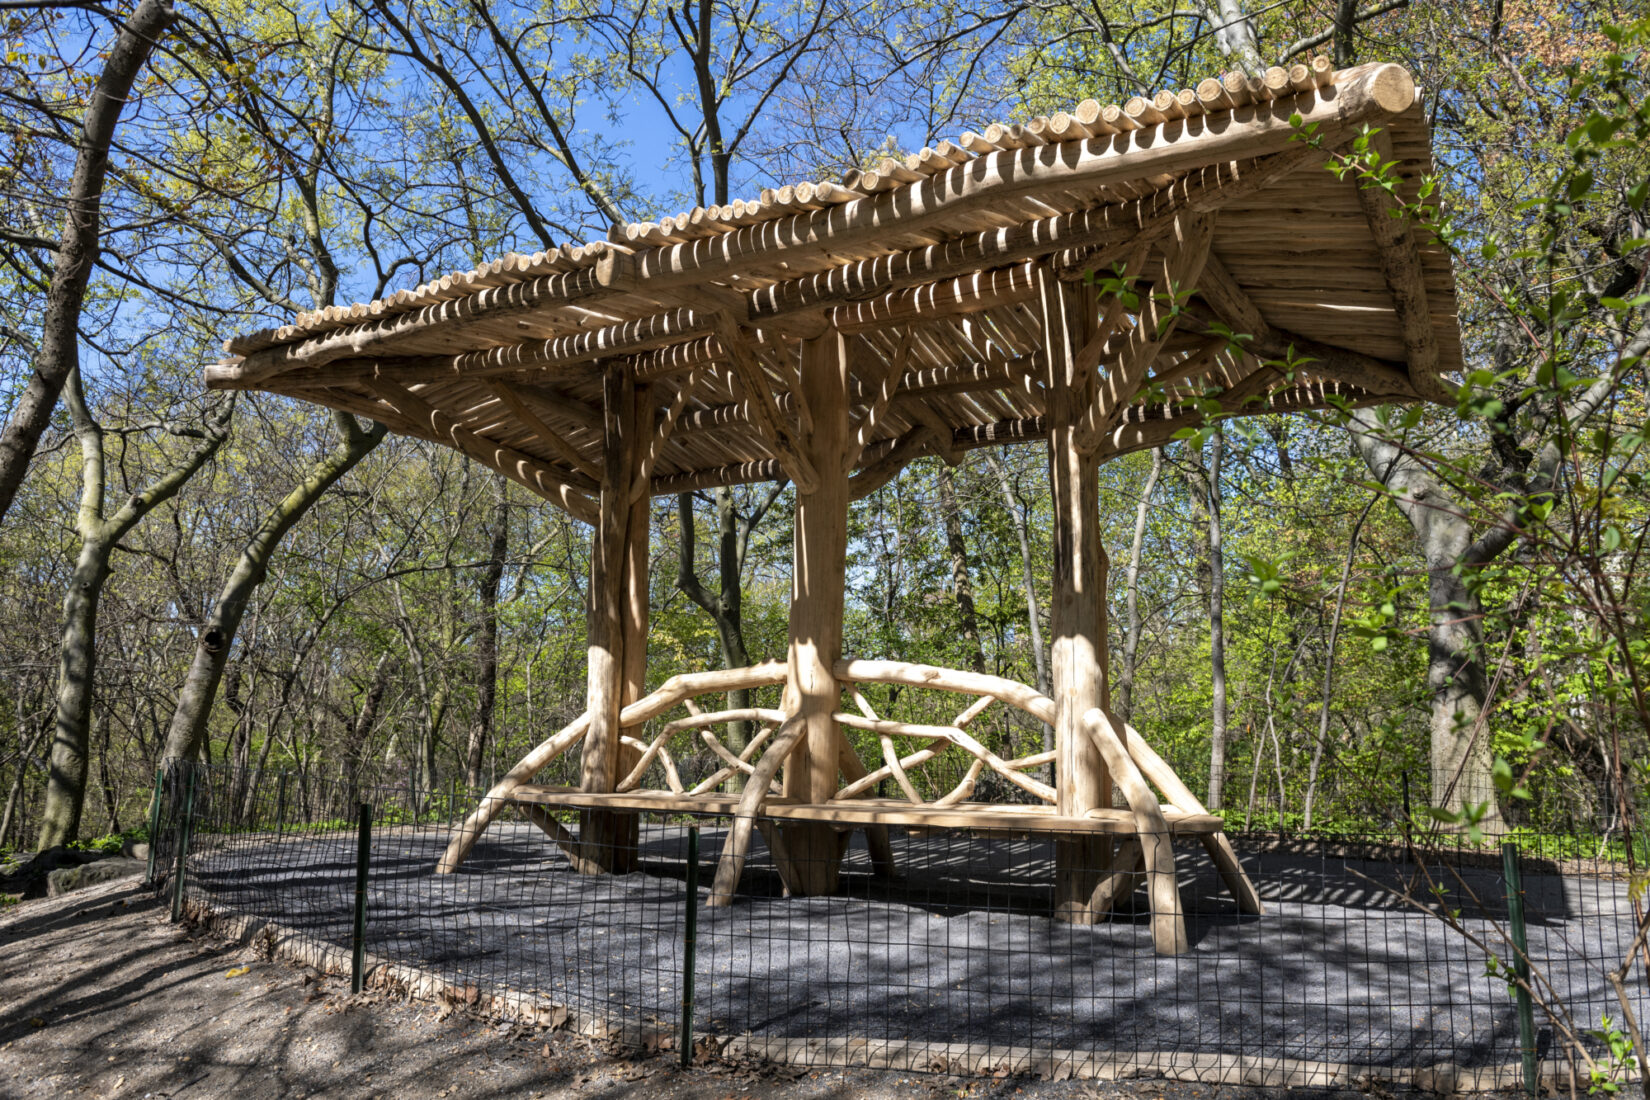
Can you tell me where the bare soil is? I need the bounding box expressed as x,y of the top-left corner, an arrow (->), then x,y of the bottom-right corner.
0,878 -> 1443,1100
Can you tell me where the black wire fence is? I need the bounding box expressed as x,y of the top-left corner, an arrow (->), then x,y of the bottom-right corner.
147,761 -> 1649,1091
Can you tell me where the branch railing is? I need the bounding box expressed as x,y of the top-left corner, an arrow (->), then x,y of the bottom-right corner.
437,655 -> 1264,941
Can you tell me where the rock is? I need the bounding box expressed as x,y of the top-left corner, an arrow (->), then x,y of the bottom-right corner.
121,840 -> 150,861
46,858 -> 147,897
1415,1061 -> 1463,1095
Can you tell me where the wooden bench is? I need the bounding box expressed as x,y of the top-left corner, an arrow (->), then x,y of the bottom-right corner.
507,784 -> 1225,836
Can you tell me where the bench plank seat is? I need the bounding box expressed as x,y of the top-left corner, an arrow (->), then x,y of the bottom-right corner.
505,785 -> 1224,836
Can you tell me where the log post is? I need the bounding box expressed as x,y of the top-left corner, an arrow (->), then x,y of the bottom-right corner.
779,328 -> 852,896
1040,262 -> 1115,924
579,363 -> 645,872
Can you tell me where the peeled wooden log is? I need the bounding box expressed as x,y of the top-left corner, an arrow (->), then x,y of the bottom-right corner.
1083,708 -> 1187,955
699,727 -> 783,791
834,746 -> 941,801
437,711 -> 593,873
832,713 -> 1057,803
633,65 -> 1414,293
437,662 -> 786,873
835,659 -> 1058,725
1123,721 -> 1263,916
217,250 -> 636,384
363,378 -> 599,524
687,726 -> 775,795
709,712 -> 808,905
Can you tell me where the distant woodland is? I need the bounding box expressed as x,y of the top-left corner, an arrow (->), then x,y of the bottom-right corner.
0,0 -> 1646,851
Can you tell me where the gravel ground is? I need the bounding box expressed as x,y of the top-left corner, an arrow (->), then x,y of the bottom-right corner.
176,822 -> 1644,1079
0,877 -> 1495,1100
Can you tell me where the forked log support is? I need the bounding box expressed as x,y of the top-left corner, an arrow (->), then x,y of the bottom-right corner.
1124,722 -> 1263,915
435,667 -> 787,875
709,712 -> 807,904
1084,709 -> 1187,954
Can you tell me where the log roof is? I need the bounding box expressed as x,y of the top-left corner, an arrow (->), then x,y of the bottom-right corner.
210,60 -> 1461,522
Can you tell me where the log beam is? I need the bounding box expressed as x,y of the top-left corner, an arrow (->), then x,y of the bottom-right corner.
1085,212 -> 1215,440
710,313 -> 820,492
1352,129 -> 1454,404
577,364 -> 645,872
485,379 -> 602,483
1189,257 -> 1420,399
1038,262 -> 1114,924
778,327 -> 855,895
359,378 -> 598,524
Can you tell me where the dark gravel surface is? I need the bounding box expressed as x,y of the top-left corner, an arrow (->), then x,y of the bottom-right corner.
12,878 -> 1490,1100
184,822 -> 1644,1076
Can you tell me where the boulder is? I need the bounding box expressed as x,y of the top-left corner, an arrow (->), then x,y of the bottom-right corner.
121,839 -> 150,862
45,857 -> 147,897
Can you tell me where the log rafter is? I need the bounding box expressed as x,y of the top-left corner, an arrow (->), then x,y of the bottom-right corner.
1351,128 -> 1454,405
710,312 -> 820,492
360,377 -> 599,523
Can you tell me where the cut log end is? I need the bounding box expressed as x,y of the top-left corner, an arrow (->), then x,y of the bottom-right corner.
1364,63 -> 1418,115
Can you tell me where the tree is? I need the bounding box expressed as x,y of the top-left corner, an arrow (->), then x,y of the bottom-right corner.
0,0 -> 177,527
1116,447 -> 1163,725
160,410 -> 385,764
38,367 -> 230,846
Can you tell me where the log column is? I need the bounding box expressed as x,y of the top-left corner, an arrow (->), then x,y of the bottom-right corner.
579,363 -> 648,872
1039,263 -> 1115,923
779,328 -> 852,896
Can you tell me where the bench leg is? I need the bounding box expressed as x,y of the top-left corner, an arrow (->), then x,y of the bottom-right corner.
1142,830 -> 1189,954
576,809 -> 638,874
778,823 -> 841,895
1054,836 -> 1113,925
756,819 -> 799,896
863,825 -> 896,878
519,804 -> 605,875
1090,836 -> 1144,915
1202,831 -> 1264,915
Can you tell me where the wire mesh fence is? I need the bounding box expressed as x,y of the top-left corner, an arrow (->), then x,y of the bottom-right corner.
147,761 -> 1649,1090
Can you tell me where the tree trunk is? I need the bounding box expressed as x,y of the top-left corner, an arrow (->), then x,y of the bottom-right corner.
1116,447 -> 1163,725
38,368 -> 228,848
982,450 -> 1051,759
37,540 -> 112,847
1196,0 -> 1263,73
467,479 -> 509,787
1207,427 -> 1229,812
1184,434 -> 1229,809
1303,494 -> 1376,829
161,411 -> 385,764
1348,409 -> 1503,829
344,654 -> 393,803
937,461 -> 985,673
0,0 -> 176,526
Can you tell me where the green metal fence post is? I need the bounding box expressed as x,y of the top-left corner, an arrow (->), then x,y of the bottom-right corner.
143,767 -> 163,886
275,771 -> 287,839
1503,841 -> 1539,1099
680,824 -> 700,1069
170,767 -> 196,923
351,801 -> 372,994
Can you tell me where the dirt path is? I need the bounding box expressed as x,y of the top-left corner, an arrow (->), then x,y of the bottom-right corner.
0,879 -> 1427,1100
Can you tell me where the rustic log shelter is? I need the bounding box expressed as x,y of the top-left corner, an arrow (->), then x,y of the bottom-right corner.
211,59 -> 1460,955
